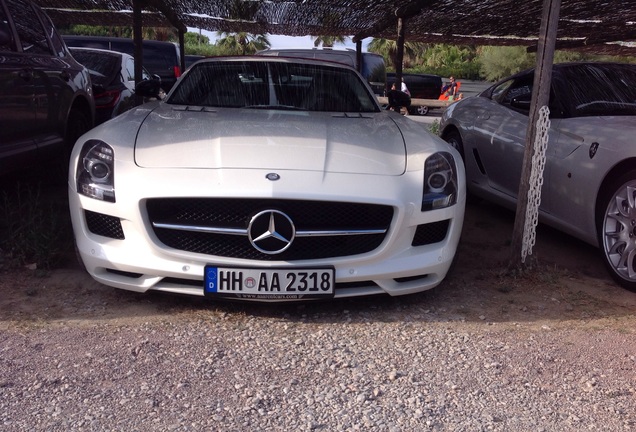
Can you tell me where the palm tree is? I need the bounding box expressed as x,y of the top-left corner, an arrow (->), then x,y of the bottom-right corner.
367,38 -> 426,70
312,35 -> 347,48
216,31 -> 271,55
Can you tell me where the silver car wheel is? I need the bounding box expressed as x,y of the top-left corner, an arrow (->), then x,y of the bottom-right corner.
416,105 -> 429,116
601,177 -> 636,291
443,130 -> 465,161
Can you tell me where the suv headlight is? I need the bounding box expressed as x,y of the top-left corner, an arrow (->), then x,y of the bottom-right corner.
422,152 -> 457,211
76,140 -> 115,202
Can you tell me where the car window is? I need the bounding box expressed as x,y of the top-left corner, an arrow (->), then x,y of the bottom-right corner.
490,79 -> 514,103
168,61 -> 379,113
71,49 -> 119,85
37,6 -> 65,57
125,57 -> 135,81
501,74 -> 533,107
5,0 -> 51,55
560,63 -> 636,116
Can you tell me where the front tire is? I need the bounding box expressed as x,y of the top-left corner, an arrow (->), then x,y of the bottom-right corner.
598,170 -> 636,292
443,129 -> 465,161
65,108 -> 91,151
416,105 -> 429,116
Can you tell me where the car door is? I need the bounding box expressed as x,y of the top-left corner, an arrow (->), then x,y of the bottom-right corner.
5,0 -> 67,153
0,0 -> 37,171
471,73 -> 558,209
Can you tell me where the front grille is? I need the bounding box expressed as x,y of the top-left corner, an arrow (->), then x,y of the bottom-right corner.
146,198 -> 393,261
411,220 -> 449,246
85,210 -> 125,239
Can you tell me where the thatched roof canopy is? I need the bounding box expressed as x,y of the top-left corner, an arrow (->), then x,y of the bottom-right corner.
34,0 -> 636,56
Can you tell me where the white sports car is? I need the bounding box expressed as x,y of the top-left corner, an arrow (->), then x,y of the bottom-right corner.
69,56 -> 465,301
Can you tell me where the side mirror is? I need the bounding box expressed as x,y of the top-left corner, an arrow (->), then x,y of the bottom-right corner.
136,79 -> 163,99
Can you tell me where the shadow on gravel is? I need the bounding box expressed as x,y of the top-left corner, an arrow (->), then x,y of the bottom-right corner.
1,172 -> 635,328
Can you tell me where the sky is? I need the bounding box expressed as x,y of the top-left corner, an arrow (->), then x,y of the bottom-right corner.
190,28 -> 366,51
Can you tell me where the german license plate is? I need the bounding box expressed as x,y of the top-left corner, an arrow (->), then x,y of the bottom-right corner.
204,265 -> 335,300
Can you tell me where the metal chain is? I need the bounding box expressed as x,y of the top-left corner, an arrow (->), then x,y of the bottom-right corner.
522,105 -> 550,263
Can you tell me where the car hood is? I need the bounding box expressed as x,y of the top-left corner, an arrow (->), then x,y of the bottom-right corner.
134,105 -> 407,175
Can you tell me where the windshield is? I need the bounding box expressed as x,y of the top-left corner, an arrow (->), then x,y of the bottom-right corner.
167,60 -> 380,113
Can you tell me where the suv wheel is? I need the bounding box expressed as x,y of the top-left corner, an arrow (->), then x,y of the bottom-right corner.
416,105 -> 430,116
66,109 -> 91,150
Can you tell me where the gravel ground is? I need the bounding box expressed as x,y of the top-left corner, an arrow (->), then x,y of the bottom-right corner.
1,308 -> 635,431
2,200 -> 636,431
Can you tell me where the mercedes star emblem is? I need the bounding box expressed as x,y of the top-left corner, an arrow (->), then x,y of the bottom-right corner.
248,210 -> 296,254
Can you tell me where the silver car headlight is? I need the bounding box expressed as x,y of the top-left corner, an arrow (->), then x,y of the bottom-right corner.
422,152 -> 457,211
76,140 -> 115,203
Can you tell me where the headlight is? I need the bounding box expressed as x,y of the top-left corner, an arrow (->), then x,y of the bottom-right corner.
422,152 -> 457,211
76,140 -> 115,202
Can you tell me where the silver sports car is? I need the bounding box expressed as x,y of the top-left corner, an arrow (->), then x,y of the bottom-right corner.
440,62 -> 636,292
68,56 -> 465,301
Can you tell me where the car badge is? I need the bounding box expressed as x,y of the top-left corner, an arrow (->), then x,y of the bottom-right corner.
248,210 -> 295,254
266,173 -> 280,181
589,142 -> 599,159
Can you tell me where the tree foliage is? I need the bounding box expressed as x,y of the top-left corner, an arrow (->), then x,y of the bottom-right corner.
312,35 -> 347,48
367,38 -> 427,69
477,46 -> 535,81
215,31 -> 271,55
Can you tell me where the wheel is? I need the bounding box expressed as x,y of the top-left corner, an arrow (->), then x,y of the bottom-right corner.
65,108 -> 91,150
55,108 -> 91,181
416,105 -> 429,116
443,129 -> 465,161
598,170 -> 636,292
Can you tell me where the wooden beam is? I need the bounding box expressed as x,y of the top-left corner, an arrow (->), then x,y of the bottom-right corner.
395,0 -> 435,19
144,0 -> 187,32
352,0 -> 435,42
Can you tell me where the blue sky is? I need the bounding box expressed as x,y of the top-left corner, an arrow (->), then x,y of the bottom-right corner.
191,28 -> 366,51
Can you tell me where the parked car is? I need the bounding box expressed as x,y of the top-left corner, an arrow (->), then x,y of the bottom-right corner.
69,47 -> 160,125
257,48 -> 387,96
439,62 -> 636,292
387,72 -> 443,115
68,56 -> 466,301
63,35 -> 182,91
0,0 -> 94,176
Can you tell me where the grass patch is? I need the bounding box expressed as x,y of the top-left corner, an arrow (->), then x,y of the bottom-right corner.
428,119 -> 440,135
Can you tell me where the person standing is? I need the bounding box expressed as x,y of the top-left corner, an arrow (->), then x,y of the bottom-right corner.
446,76 -> 458,100
400,77 -> 410,96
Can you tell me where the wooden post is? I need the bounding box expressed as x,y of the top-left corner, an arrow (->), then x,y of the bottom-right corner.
178,28 -> 185,73
133,0 -> 144,106
395,17 -> 406,85
508,0 -> 561,266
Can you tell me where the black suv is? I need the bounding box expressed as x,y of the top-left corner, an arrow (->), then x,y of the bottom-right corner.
0,0 -> 95,176
387,72 -> 443,115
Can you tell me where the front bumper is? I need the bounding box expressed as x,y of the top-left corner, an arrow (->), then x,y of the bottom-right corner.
69,167 -> 465,301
